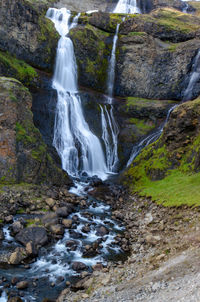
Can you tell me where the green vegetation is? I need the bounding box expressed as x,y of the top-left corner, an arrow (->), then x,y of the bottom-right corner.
125,96 -> 174,111
0,51 -> 38,86
129,118 -> 155,134
168,43 -> 179,52
152,8 -> 200,33
127,32 -> 146,37
124,98 -> 200,207
71,24 -> 112,90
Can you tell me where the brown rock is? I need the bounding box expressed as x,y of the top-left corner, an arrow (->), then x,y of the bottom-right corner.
16,281 -> 28,290
62,219 -> 72,228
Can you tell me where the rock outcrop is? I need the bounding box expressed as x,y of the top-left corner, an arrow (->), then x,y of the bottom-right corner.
0,0 -> 59,72
123,96 -> 200,206
69,9 -> 200,99
0,77 -> 70,185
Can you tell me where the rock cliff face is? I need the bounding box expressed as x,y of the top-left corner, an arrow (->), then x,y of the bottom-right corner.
69,9 -> 200,99
123,97 -> 200,206
0,77 -> 70,185
0,0 -> 59,72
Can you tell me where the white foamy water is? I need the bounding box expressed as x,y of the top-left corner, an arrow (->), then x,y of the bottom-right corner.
114,0 -> 141,14
0,291 -> 7,302
3,225 -> 13,242
30,198 -> 122,282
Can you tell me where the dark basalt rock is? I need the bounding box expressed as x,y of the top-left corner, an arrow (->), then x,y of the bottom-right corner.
15,227 -> 48,247
0,77 -> 70,185
0,0 -> 59,72
72,261 -> 87,272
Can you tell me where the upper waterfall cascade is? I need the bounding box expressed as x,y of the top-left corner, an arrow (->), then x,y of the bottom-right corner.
46,8 -> 109,180
114,0 -> 141,14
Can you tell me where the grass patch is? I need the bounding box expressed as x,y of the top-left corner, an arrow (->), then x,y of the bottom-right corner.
137,170 -> 200,207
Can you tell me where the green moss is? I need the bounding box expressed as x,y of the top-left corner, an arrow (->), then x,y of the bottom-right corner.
31,145 -> 46,162
152,8 -> 199,34
127,32 -> 146,36
124,97 -> 200,207
17,208 -> 26,214
71,24 -> 112,90
168,43 -> 179,52
15,122 -> 37,145
125,97 -> 174,111
0,51 -> 38,86
129,118 -> 155,133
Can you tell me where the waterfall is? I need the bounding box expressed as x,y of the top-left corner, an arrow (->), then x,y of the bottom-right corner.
46,8 -> 108,180
183,49 -> 200,101
114,0 -> 141,14
100,23 -> 120,172
107,23 -> 120,98
126,104 -> 178,167
127,48 -> 200,167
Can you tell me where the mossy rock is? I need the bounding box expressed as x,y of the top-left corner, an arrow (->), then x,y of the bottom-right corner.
0,77 -> 70,186
123,96 -> 200,206
70,24 -> 113,92
0,0 -> 59,72
0,50 -> 39,88
120,7 -> 200,42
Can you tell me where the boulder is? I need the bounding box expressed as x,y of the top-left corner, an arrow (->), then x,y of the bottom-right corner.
62,219 -> 73,228
0,229 -> 4,240
96,226 -> 109,236
50,224 -> 64,236
9,247 -> 27,265
72,261 -> 87,272
11,221 -> 24,235
8,297 -> 23,302
16,281 -> 28,290
41,213 -> 59,228
15,227 -> 48,247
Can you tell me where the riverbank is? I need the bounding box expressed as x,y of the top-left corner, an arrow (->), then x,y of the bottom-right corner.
57,184 -> 200,301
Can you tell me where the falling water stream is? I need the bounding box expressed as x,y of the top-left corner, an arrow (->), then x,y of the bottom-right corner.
100,23 -> 120,172
47,8 -> 108,181
114,0 -> 141,14
127,48 -> 200,166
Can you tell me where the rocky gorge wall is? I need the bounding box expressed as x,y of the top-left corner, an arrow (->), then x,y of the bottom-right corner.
70,8 -> 200,100
0,77 -> 71,185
